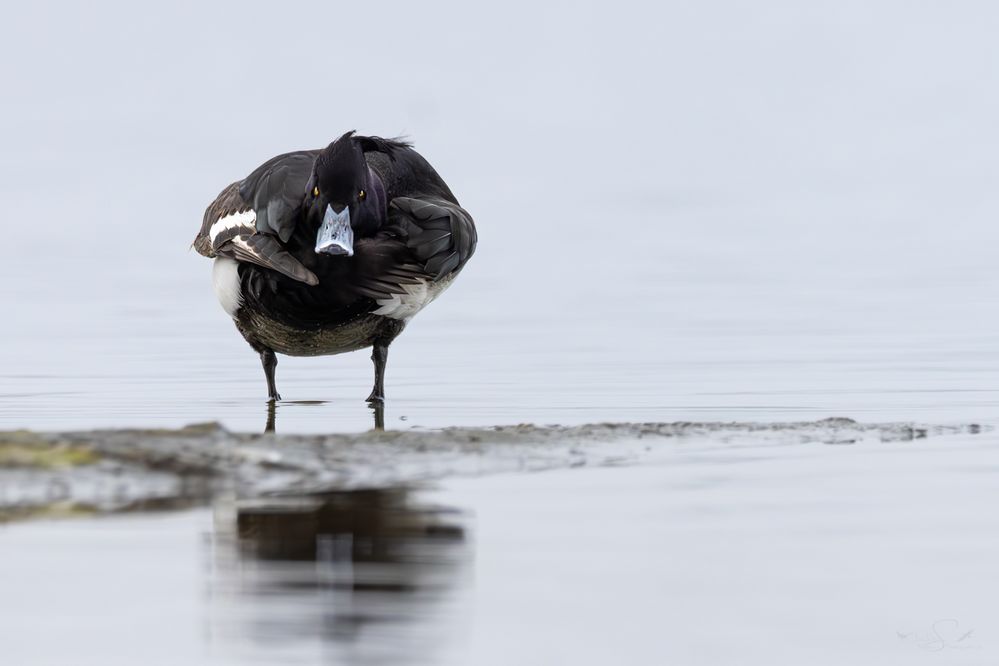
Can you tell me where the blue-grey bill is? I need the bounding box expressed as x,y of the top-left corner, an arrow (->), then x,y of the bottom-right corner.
315,205 -> 354,256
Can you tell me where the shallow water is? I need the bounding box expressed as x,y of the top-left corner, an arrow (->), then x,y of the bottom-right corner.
2,430 -> 997,665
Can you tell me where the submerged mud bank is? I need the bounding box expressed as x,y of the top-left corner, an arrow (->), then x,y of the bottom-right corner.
0,418 -> 986,522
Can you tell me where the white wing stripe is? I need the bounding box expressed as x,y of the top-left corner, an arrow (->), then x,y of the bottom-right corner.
209,210 -> 256,245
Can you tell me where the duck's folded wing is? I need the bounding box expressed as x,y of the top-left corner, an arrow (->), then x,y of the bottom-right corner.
350,196 -> 477,304
193,179 -> 318,285
225,234 -> 318,286
238,151 -> 316,243
392,197 -> 477,279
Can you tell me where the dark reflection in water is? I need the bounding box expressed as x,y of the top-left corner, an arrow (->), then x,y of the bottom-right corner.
264,401 -> 276,433
263,400 -> 385,433
209,488 -> 470,664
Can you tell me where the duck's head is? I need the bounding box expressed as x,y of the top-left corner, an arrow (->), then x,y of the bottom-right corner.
307,131 -> 384,257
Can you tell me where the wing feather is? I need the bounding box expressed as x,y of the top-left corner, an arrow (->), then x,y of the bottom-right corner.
391,197 -> 476,280
348,197 -> 476,303
226,235 -> 318,286
239,151 -> 317,242
193,182 -> 254,257
195,154 -> 320,285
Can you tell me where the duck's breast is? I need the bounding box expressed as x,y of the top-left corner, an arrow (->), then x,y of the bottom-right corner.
236,309 -> 402,357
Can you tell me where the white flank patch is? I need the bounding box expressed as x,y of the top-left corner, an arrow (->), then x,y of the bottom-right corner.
209,209 -> 256,245
373,278 -> 453,321
212,256 -> 243,317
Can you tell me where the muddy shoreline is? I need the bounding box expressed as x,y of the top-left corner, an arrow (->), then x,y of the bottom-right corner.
0,418 -> 985,522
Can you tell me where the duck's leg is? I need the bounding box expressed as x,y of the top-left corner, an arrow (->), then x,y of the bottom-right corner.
260,348 -> 281,402
366,342 -> 389,403
366,322 -> 404,404
234,320 -> 282,402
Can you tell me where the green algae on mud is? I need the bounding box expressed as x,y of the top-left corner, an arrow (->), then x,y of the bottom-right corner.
0,418 -> 988,524
0,431 -> 98,469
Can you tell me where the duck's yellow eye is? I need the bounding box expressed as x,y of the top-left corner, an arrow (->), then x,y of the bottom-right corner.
313,186 -> 320,197
358,189 -> 366,201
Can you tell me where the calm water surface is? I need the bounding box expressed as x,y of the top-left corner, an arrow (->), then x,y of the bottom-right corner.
2,431 -> 997,665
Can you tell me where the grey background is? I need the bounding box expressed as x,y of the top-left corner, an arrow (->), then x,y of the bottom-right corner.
1,1 -> 997,431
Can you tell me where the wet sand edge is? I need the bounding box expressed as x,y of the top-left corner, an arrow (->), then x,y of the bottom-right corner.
0,418 -> 986,523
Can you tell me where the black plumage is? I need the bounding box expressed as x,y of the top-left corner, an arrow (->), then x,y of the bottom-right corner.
194,132 -> 477,403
